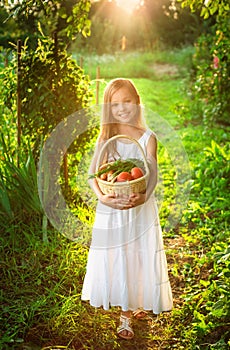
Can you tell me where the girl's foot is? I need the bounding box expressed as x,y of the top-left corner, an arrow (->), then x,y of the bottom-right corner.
133,308 -> 148,320
117,314 -> 134,340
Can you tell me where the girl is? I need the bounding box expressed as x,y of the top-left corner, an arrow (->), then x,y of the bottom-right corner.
81,78 -> 173,340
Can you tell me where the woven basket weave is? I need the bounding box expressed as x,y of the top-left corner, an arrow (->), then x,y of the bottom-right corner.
96,135 -> 150,196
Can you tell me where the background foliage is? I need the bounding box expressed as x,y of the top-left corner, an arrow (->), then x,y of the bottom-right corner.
0,0 -> 91,49
178,0 -> 230,127
0,0 -> 94,238
72,0 -> 205,53
190,16 -> 230,126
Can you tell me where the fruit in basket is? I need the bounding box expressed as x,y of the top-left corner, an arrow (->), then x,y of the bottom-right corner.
117,171 -> 133,182
131,167 -> 144,179
89,158 -> 146,182
100,172 -> 107,180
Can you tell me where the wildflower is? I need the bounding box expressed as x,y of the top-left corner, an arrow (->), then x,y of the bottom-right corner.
213,56 -> 219,69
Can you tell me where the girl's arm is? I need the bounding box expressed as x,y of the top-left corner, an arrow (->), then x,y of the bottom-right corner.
146,133 -> 158,197
129,133 -> 158,207
88,140 -> 132,210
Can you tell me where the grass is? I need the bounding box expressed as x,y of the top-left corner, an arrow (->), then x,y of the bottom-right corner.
74,47 -> 194,81
1,47 -> 230,349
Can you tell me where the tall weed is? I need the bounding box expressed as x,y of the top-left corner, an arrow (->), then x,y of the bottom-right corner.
0,137 -> 49,241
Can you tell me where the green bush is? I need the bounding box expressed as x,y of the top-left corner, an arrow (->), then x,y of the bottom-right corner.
179,140 -> 230,348
190,17 -> 230,126
1,35 -> 94,156
192,140 -> 230,210
0,31 -> 96,237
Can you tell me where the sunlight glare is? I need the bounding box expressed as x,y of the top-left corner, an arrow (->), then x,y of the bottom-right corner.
116,0 -> 141,14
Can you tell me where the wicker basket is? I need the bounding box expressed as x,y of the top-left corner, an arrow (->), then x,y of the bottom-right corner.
96,135 -> 150,195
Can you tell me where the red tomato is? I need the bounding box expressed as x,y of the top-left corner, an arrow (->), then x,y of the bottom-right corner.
117,172 -> 133,182
131,167 -> 144,179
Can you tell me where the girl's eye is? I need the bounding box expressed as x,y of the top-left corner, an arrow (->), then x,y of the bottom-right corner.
111,100 -> 132,107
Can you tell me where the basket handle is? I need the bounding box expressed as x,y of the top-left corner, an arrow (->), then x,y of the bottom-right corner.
96,134 -> 149,174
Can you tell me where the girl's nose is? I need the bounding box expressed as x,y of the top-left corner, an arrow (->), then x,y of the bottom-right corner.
118,103 -> 125,111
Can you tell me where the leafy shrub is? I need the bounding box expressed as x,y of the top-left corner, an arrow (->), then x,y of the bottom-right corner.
179,140 -> 230,348
191,17 -> 230,126
183,140 -> 229,244
1,34 -> 93,157
0,138 -> 50,240
0,30 -> 97,235
192,140 -> 230,211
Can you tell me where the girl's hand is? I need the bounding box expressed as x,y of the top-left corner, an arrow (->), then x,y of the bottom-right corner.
99,193 -> 133,210
128,193 -> 146,207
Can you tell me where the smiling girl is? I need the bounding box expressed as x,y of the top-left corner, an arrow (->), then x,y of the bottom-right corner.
81,78 -> 173,340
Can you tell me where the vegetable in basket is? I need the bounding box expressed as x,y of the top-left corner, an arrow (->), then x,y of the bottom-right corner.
89,158 -> 145,182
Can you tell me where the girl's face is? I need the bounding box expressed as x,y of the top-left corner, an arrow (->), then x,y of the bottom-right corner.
110,87 -> 138,124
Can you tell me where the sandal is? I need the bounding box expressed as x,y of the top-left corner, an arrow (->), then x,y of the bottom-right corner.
133,308 -> 148,320
117,315 -> 134,340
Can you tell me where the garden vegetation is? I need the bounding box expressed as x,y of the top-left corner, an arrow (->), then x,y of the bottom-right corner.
0,0 -> 229,349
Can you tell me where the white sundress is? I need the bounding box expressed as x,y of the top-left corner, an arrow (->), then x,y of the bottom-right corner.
81,129 -> 173,314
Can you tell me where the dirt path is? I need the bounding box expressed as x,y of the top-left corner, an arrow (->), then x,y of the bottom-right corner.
151,63 -> 179,78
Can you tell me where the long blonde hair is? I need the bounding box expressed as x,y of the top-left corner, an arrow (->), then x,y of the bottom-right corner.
99,78 -> 146,141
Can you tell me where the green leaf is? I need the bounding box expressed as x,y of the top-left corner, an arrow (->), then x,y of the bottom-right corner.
0,181 -> 13,219
37,21 -> 44,37
199,280 -> 210,287
67,15 -> 73,24
210,5 -> 218,15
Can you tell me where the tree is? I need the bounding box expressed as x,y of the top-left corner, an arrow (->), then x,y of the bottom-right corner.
0,0 -> 95,232
178,0 -> 229,19
1,0 -> 93,150
73,0 -> 204,53
0,0 -> 91,49
136,0 -> 204,47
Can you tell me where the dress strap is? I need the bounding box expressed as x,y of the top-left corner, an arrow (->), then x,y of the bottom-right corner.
139,129 -> 155,146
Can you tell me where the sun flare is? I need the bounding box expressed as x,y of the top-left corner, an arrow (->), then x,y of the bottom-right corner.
116,0 -> 141,14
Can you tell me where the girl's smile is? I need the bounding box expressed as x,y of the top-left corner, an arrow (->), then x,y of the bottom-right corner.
111,87 -> 138,123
